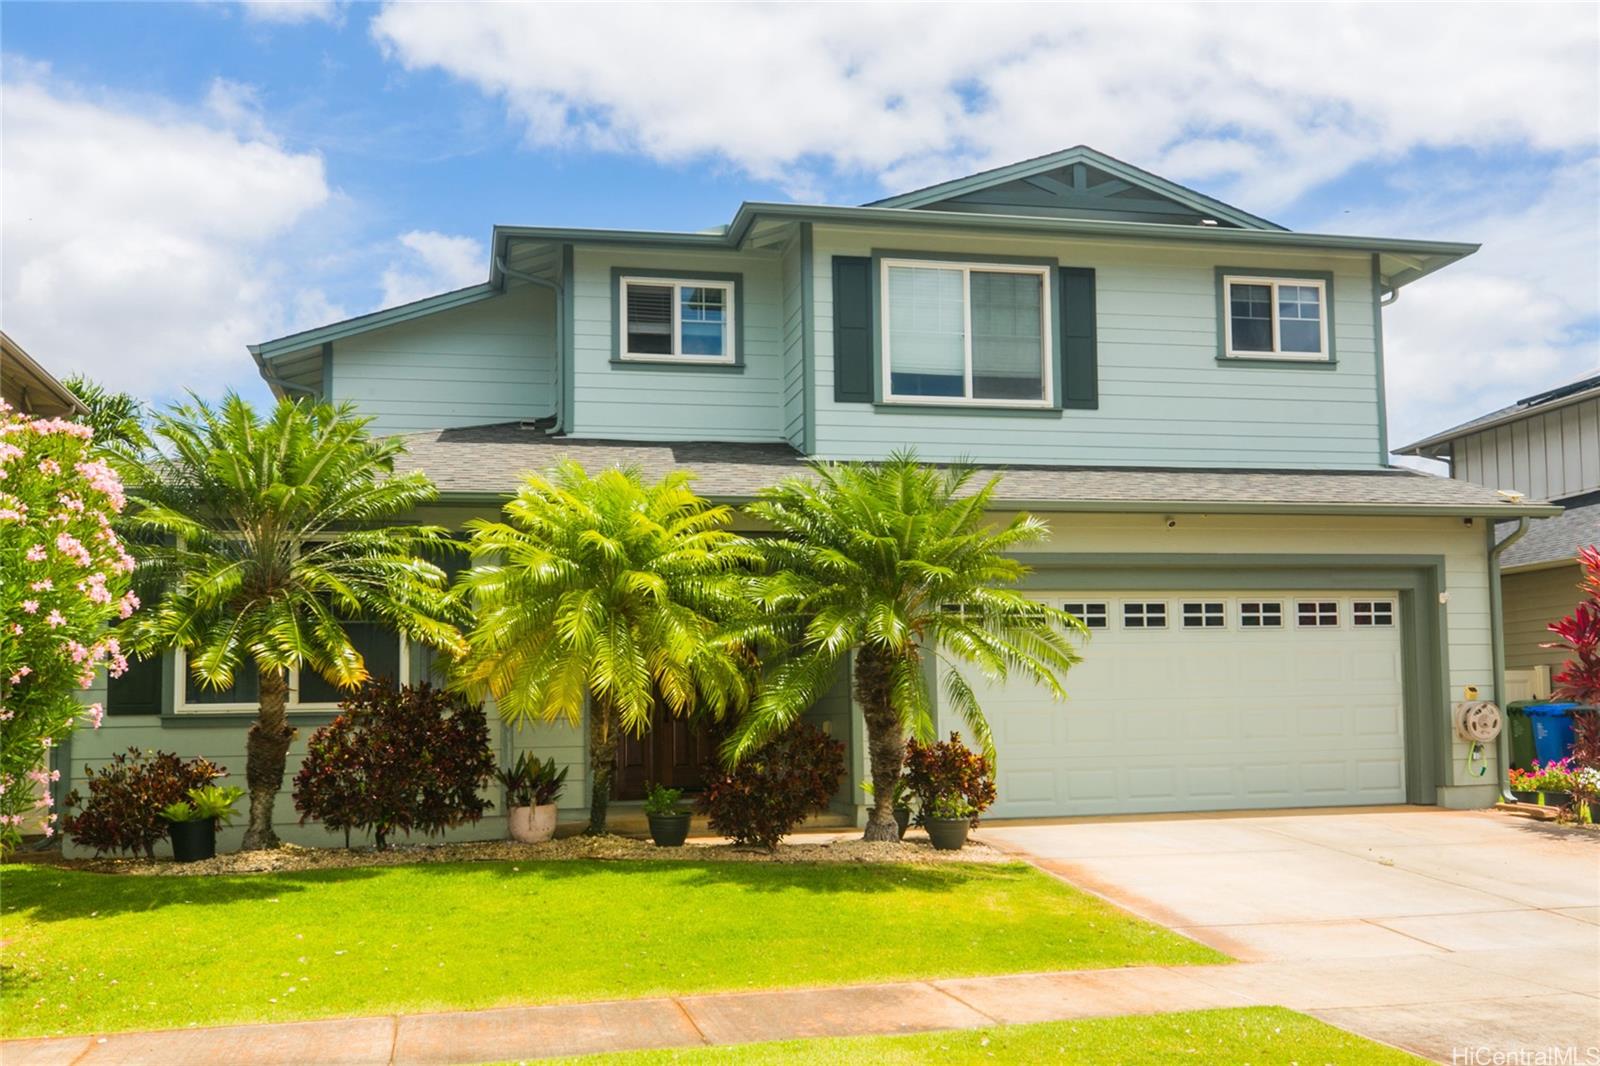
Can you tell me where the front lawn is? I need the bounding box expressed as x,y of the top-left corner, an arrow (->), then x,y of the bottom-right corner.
1,859 -> 1223,1038
539,1008 -> 1424,1065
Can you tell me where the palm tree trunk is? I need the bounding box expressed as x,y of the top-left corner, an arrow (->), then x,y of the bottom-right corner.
586,696 -> 619,835
241,669 -> 294,851
854,647 -> 906,842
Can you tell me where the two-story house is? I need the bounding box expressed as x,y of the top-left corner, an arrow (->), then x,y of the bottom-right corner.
1398,373 -> 1599,699
68,147 -> 1557,851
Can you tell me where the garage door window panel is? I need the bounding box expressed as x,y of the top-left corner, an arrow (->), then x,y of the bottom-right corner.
1240,601 -> 1284,628
1123,602 -> 1167,629
1297,601 -> 1340,627
1062,601 -> 1108,630
1182,601 -> 1227,629
1353,600 -> 1395,627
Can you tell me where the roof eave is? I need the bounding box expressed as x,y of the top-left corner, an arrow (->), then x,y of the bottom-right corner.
432,487 -> 1556,519
253,283 -> 499,361
1396,384 -> 1600,455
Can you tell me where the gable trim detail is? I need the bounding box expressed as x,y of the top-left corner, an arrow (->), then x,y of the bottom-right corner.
863,146 -> 1286,232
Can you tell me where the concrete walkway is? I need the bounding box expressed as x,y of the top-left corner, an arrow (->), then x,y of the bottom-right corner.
982,808 -> 1600,1063
7,952 -> 1575,1066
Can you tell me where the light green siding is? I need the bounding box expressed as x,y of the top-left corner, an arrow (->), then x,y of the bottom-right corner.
567,245 -> 787,442
329,282 -> 556,435
1503,564 -> 1580,672
807,224 -> 1384,469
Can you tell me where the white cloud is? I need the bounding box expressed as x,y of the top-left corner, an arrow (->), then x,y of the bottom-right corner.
371,3 -> 1598,210
1,70 -> 334,400
237,0 -> 338,25
378,231 -> 486,308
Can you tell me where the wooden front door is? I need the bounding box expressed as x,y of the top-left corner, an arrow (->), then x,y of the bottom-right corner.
613,704 -> 715,800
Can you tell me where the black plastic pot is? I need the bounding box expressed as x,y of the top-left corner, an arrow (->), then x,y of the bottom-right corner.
924,817 -> 971,851
647,812 -> 691,848
169,819 -> 216,863
893,805 -> 912,840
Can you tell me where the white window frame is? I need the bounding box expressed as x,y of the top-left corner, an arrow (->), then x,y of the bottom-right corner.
618,276 -> 736,365
1352,600 -> 1396,627
879,257 -> 1054,408
176,635 -> 411,714
1295,600 -> 1341,628
1239,601 -> 1285,629
1222,275 -> 1329,362
1062,601 -> 1109,630
1122,601 -> 1168,630
1181,601 -> 1228,629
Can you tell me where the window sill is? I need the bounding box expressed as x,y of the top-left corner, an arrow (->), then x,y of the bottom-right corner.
611,356 -> 744,372
872,400 -> 1064,417
1216,355 -> 1337,369
161,710 -> 343,727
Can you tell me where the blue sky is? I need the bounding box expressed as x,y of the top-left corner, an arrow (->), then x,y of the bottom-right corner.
2,1 -> 1597,460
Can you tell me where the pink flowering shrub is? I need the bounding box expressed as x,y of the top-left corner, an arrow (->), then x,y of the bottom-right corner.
0,401 -> 138,853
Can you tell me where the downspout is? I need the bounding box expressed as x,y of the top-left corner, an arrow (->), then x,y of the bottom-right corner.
495,254 -> 565,434
1489,516 -> 1532,801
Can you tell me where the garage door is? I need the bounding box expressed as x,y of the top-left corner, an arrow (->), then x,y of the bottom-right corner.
953,591 -> 1407,818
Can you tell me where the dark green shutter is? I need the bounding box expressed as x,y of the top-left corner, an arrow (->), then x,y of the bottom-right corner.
1059,267 -> 1098,410
832,256 -> 874,403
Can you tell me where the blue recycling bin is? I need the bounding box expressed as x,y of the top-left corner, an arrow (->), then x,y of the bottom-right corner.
1523,702 -> 1579,765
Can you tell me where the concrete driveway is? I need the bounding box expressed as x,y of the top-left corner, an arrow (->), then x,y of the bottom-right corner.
981,808 -> 1599,1063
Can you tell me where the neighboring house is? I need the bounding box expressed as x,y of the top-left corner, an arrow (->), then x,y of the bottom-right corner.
1,330 -> 87,419
66,146 -> 1558,853
1397,373 -> 1600,699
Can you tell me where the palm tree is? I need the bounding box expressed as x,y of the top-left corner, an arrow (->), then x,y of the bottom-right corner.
119,394 -> 466,850
452,461 -> 759,834
735,452 -> 1085,841
61,373 -> 149,453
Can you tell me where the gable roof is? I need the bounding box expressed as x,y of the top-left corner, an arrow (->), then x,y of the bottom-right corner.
1500,493 -> 1600,571
1,330 -> 87,418
863,146 -> 1286,231
1395,370 -> 1600,458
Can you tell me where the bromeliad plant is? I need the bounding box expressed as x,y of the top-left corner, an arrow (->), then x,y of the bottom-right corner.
452,462 -> 760,835
735,453 -> 1082,840
0,402 -> 139,853
117,394 -> 467,850
496,753 -> 568,808
160,785 -> 246,826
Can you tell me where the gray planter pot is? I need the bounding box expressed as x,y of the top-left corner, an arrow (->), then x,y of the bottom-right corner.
647,812 -> 691,847
924,817 -> 971,851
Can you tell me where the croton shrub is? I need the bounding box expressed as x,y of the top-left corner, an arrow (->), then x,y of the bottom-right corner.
293,682 -> 495,849
903,732 -> 997,827
0,403 -> 139,852
63,748 -> 224,858
700,721 -> 845,850
1544,544 -> 1600,768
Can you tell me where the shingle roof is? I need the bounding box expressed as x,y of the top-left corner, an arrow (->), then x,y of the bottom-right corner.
1501,496 -> 1600,570
393,423 -> 1556,517
1395,371 -> 1600,456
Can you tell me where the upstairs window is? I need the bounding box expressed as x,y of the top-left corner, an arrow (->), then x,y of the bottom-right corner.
620,277 -> 735,364
881,259 -> 1052,406
1222,275 -> 1329,361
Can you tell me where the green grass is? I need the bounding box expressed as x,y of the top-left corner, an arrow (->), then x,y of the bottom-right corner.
533,1008 -> 1424,1065
1,859 -> 1222,1038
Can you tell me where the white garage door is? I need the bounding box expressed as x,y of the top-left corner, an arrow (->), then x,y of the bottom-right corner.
955,591 -> 1407,818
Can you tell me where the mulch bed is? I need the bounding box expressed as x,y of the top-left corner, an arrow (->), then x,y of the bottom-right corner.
19,831 -> 1014,877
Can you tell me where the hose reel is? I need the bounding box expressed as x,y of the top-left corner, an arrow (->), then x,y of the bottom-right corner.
1453,698 -> 1503,778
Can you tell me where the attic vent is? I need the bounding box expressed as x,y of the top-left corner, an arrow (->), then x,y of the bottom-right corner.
1199,218 -> 1220,226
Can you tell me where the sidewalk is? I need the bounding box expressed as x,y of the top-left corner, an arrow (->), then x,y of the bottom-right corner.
8,951 -> 1593,1066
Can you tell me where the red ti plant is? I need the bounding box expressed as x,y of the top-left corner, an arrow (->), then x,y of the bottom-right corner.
1544,545 -> 1600,766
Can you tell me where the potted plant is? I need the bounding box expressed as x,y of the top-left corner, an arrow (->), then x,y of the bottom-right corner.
903,732 -> 997,849
924,793 -> 977,851
160,784 -> 245,862
861,776 -> 917,840
498,753 -> 567,844
643,783 -> 691,847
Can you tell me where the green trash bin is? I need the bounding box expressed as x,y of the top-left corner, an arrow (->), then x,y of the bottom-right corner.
1505,700 -> 1537,771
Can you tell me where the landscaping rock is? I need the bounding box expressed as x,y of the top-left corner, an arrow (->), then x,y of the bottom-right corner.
51,831 -> 1011,877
